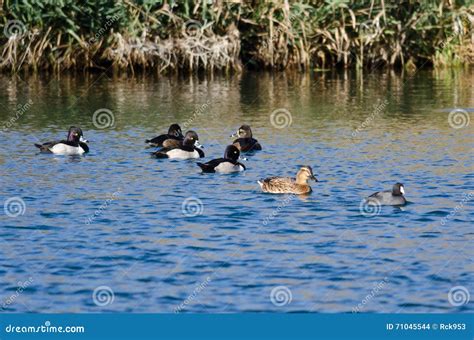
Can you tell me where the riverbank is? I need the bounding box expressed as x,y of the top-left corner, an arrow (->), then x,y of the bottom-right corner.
1,1 -> 473,73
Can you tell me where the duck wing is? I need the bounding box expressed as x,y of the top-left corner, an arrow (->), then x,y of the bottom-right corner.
263,176 -> 293,185
162,138 -> 182,148
151,146 -> 174,158
368,191 -> 381,198
249,139 -> 262,151
35,139 -> 78,152
368,189 -> 392,199
258,176 -> 298,193
233,138 -> 262,152
35,140 -> 59,152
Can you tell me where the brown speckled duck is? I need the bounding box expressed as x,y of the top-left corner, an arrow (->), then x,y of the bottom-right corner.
258,166 -> 317,195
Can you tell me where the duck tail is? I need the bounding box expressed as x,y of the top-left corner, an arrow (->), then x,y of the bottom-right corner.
34,144 -> 50,153
152,152 -> 168,159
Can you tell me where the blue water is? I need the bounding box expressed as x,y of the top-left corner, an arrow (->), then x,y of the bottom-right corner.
0,70 -> 472,313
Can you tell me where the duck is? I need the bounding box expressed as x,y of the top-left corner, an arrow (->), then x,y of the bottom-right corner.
197,145 -> 246,173
152,130 -> 204,159
366,183 -> 407,206
258,166 -> 317,194
146,124 -> 184,147
231,125 -> 262,152
35,126 -> 89,155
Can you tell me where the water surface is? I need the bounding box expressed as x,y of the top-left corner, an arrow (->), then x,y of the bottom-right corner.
0,69 -> 473,313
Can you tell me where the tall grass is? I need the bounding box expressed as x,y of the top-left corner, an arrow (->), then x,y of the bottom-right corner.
0,0 -> 472,73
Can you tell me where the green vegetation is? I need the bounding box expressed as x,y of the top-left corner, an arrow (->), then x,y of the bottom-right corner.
1,0 -> 472,73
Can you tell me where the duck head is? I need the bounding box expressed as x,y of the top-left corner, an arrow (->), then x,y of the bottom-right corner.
168,124 -> 183,138
392,183 -> 405,196
183,130 -> 203,148
231,125 -> 253,138
224,145 -> 240,162
67,126 -> 86,143
296,166 -> 317,184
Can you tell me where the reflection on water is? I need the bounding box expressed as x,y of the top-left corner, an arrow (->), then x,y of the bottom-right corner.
0,68 -> 472,313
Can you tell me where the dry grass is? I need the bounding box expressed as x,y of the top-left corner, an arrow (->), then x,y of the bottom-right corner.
0,1 -> 472,73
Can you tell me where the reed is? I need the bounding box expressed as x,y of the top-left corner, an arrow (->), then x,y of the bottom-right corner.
0,0 -> 472,73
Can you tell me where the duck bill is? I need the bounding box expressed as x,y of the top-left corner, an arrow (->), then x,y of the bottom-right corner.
230,132 -> 239,138
311,175 -> 318,182
239,156 -> 248,161
79,136 -> 88,143
194,140 -> 204,149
